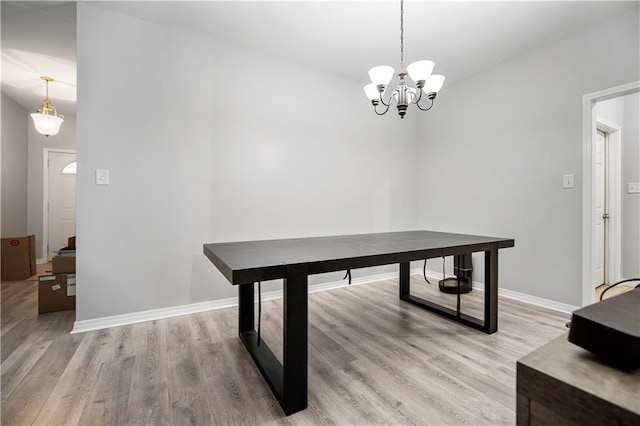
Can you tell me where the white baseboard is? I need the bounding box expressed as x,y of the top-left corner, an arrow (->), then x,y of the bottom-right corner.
71,270 -> 403,334
497,287 -> 579,314
71,298 -> 238,334
424,269 -> 579,314
72,268 -> 578,334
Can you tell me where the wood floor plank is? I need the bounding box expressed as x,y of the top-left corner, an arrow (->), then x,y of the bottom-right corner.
32,330 -> 105,425
1,275 -> 571,425
1,334 -> 82,425
165,317 -> 216,425
1,338 -> 53,403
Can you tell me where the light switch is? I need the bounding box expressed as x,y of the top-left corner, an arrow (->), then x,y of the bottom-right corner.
628,182 -> 640,194
96,169 -> 109,185
563,174 -> 575,189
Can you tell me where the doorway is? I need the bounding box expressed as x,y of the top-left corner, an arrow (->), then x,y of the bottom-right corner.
592,122 -> 622,290
44,149 -> 76,261
582,81 -> 640,306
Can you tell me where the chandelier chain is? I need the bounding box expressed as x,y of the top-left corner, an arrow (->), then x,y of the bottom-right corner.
400,0 -> 404,72
45,80 -> 49,101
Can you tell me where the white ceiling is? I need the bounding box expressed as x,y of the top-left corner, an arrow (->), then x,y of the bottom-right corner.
1,1 -> 76,114
2,1 -> 637,116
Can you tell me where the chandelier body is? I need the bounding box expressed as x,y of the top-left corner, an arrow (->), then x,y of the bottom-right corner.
364,0 -> 445,119
31,76 -> 64,136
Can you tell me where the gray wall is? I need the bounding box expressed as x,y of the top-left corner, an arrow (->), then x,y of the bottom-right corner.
76,3 -> 638,321
622,93 -> 640,278
76,4 -> 418,321
1,93 -> 28,237
417,8 -> 639,306
27,114 -> 77,260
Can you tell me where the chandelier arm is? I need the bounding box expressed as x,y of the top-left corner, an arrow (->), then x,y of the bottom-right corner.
411,89 -> 423,105
39,103 -> 59,116
373,102 -> 391,116
378,90 -> 395,107
415,98 -> 435,112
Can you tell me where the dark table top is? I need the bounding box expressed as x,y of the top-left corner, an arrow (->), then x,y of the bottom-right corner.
204,230 -> 514,285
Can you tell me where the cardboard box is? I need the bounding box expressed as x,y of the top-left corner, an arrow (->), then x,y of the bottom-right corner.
38,274 -> 76,314
52,255 -> 76,274
1,235 -> 36,281
68,236 -> 76,249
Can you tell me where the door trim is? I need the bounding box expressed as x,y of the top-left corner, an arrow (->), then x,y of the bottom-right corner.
43,148 -> 76,261
582,81 -> 639,306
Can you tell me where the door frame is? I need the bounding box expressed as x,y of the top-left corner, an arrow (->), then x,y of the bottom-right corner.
43,148 -> 77,261
595,119 -> 622,286
581,80 -> 639,306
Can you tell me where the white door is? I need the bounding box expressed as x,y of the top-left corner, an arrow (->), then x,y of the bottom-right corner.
48,151 -> 76,260
593,129 -> 607,287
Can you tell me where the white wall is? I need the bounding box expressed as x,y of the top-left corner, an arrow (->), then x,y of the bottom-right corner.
417,8 -> 639,306
76,4 -> 418,321
27,114 -> 76,260
1,93 -> 28,237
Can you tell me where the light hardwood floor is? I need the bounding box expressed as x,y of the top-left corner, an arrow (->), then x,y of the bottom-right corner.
2,275 -> 570,425
595,282 -> 637,301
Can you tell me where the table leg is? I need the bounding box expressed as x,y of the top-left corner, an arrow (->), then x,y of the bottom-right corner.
282,263 -> 308,414
398,250 -> 499,334
484,245 -> 498,333
399,262 -> 410,299
238,282 -> 254,333
237,266 -> 308,416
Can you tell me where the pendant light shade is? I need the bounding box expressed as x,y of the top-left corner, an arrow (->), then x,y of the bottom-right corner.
31,113 -> 64,136
406,60 -> 435,84
422,74 -> 446,95
363,83 -> 381,102
368,65 -> 395,87
31,76 -> 64,137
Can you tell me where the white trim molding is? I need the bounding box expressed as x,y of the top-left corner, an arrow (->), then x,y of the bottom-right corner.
71,270 -> 406,334
467,282 -> 579,314
71,298 -> 237,334
582,81 -> 640,307
72,269 -> 578,334
424,270 -> 580,314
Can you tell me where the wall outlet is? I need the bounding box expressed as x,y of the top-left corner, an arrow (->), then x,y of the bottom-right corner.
96,169 -> 109,185
628,182 -> 640,194
563,174 -> 575,189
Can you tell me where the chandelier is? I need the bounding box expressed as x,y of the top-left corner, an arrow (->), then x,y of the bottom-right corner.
363,0 -> 445,119
31,76 -> 64,137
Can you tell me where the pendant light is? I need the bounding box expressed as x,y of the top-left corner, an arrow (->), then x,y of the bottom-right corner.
31,76 -> 64,137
